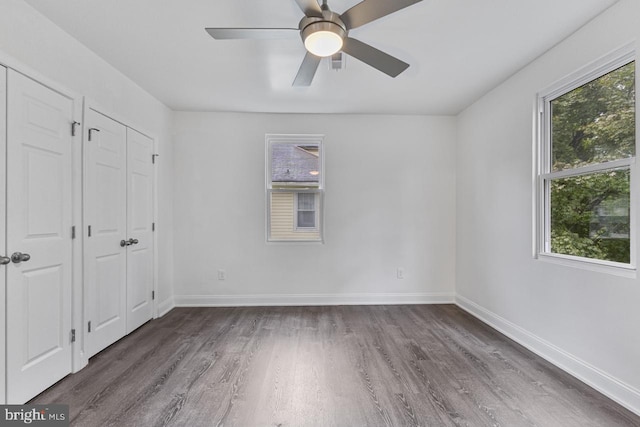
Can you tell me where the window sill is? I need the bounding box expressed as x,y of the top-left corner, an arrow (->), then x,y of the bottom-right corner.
266,239 -> 324,245
537,252 -> 636,278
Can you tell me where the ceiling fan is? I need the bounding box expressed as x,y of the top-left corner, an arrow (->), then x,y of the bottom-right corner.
205,0 -> 423,86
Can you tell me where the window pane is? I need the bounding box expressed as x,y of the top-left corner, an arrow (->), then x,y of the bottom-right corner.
269,191 -> 321,241
551,61 -> 635,171
550,168 -> 630,263
297,193 -> 315,210
297,211 -> 316,228
266,135 -> 323,242
271,143 -> 320,185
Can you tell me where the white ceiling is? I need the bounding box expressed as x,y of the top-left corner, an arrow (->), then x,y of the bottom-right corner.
23,0 -> 618,115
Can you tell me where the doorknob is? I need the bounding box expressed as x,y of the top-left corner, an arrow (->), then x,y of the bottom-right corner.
11,252 -> 31,264
120,239 -> 138,247
0,256 -> 10,265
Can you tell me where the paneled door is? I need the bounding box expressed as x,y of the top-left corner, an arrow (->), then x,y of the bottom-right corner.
84,109 -> 127,358
126,128 -> 154,333
6,70 -> 74,403
0,66 -> 7,405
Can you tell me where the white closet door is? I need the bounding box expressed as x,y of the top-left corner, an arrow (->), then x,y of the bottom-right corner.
126,128 -> 154,333
0,66 -> 6,405
6,70 -> 74,403
84,109 -> 127,358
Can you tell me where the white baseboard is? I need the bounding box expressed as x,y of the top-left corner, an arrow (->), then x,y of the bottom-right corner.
157,296 -> 175,317
455,294 -> 640,417
173,292 -> 454,307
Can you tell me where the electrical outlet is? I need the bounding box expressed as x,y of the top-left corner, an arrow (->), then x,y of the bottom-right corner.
217,269 -> 226,281
397,268 -> 404,279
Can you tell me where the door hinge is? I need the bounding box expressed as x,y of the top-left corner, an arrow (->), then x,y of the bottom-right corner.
72,121 -> 81,137
88,225 -> 92,237
152,154 -> 159,164
152,291 -> 155,300
72,226 -> 76,239
88,128 -> 100,142
71,329 -> 76,343
152,222 -> 155,232
88,321 -> 92,333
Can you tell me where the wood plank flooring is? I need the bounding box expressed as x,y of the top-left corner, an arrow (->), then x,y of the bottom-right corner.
31,305 -> 640,426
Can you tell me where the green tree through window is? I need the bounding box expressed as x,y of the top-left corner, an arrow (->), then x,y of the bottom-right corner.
548,61 -> 635,263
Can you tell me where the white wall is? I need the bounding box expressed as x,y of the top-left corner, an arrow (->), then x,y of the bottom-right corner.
456,0 -> 640,414
6,0 -> 638,415
172,112 -> 456,305
0,0 -> 175,311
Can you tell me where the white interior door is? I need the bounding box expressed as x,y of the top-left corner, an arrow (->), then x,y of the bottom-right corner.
0,65 -> 7,405
126,128 -> 154,333
84,109 -> 127,358
6,70 -> 74,403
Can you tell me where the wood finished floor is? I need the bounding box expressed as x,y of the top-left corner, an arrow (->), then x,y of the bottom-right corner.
32,305 -> 640,427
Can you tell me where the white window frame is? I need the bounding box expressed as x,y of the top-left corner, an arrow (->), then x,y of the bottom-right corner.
535,45 -> 636,275
266,134 -> 325,243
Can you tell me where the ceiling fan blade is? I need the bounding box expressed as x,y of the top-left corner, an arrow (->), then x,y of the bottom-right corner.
341,37 -> 409,77
294,0 -> 323,17
340,0 -> 423,30
205,28 -> 298,40
293,52 -> 322,86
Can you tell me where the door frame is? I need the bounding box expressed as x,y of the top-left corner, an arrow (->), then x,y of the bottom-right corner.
0,52 -> 85,402
0,65 -> 6,405
81,98 -> 158,367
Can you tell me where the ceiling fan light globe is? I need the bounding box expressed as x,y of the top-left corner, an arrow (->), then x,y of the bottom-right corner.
301,21 -> 346,57
304,30 -> 343,57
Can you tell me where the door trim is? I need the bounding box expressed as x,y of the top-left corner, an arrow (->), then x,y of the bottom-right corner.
0,65 -> 6,405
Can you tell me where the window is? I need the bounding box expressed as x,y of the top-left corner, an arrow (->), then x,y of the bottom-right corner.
295,192 -> 318,230
266,134 -> 324,242
538,51 -> 635,268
